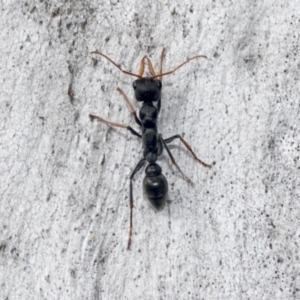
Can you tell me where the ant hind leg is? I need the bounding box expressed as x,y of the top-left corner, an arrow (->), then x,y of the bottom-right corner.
127,158 -> 146,250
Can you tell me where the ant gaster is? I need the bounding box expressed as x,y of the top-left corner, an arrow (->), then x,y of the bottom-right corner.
89,48 -> 212,250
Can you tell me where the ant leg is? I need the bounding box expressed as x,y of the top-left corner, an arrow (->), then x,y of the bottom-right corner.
117,88 -> 142,126
89,114 -> 141,138
164,135 -> 211,168
159,135 -> 192,184
128,158 -> 146,250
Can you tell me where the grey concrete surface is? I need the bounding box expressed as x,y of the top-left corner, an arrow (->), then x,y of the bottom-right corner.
1,1 -> 299,299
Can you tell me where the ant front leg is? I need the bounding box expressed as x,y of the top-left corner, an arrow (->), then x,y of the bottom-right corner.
116,88 -> 142,127
164,135 -> 212,168
128,158 -> 146,250
89,114 -> 141,138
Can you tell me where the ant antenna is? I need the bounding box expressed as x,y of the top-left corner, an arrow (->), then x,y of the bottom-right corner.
92,50 -> 207,80
91,51 -> 142,78
152,55 -> 207,79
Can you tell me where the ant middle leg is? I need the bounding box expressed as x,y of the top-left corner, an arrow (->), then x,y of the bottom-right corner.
89,114 -> 141,138
164,135 -> 211,168
127,158 -> 146,250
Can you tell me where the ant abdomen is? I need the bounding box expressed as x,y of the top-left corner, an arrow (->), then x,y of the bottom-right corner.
143,163 -> 168,210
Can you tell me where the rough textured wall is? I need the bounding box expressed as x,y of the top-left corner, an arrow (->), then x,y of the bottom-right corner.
1,0 -> 299,299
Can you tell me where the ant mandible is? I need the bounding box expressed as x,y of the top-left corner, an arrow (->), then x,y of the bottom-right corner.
89,48 -> 212,250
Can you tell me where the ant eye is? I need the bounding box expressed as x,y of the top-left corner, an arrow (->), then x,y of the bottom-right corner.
157,81 -> 162,89
133,81 -> 137,89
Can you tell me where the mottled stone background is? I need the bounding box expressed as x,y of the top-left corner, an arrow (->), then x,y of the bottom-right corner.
1,1 -> 299,299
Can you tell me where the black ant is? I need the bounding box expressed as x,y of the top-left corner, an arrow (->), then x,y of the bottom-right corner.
89,48 -> 211,250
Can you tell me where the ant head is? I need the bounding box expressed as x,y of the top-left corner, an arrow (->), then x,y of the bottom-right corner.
91,51 -> 207,102
133,78 -> 162,102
